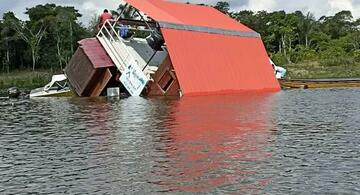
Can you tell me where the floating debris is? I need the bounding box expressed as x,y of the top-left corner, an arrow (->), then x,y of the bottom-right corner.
7,87 -> 20,99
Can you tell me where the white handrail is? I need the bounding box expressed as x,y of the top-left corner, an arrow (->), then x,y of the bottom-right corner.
96,20 -> 138,69
95,19 -> 151,96
97,30 -> 126,70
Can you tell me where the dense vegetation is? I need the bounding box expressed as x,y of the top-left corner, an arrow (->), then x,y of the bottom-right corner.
1,2 -> 360,80
215,2 -> 360,78
0,4 -> 90,74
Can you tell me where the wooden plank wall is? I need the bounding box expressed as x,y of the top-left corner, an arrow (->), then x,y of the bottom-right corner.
146,55 -> 181,97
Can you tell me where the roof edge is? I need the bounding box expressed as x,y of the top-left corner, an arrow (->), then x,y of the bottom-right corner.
159,22 -> 261,38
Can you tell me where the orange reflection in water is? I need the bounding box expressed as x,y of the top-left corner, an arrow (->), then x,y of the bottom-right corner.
152,92 -> 278,193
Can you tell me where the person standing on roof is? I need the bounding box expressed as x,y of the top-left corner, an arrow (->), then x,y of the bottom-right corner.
97,9 -> 113,30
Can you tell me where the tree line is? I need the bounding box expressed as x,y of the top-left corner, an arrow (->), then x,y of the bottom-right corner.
1,2 -> 360,74
0,4 -> 90,73
214,2 -> 360,67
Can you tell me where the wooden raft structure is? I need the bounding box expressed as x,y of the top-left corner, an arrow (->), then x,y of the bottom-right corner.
279,78 -> 360,89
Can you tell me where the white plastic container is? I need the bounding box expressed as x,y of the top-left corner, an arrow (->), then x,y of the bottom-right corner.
107,87 -> 120,97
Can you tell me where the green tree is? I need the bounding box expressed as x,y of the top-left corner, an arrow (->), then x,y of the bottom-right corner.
320,11 -> 354,39
0,12 -> 22,73
214,1 -> 230,14
117,4 -> 138,19
13,24 -> 46,72
87,14 -> 100,37
25,4 -> 88,71
297,12 -> 316,48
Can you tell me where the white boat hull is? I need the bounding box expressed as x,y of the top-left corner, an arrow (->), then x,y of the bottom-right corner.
30,88 -> 73,98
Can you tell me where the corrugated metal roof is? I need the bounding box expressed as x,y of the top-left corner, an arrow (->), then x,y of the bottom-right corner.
162,29 -> 280,95
158,22 -> 260,38
125,0 -> 280,95
124,0 -> 254,32
79,38 -> 114,69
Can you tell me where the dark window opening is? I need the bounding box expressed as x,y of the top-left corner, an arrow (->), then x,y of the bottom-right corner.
158,71 -> 174,92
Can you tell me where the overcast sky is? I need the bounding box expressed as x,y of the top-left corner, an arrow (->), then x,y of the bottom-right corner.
1,0 -> 360,26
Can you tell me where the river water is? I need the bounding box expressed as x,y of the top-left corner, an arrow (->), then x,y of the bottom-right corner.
0,88 -> 359,194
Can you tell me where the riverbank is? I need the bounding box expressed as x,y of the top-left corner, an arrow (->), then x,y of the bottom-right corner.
0,71 -> 52,90
1,62 -> 360,91
283,61 -> 360,79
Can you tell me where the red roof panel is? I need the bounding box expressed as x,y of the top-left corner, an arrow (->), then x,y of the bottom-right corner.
79,38 -> 114,69
124,0 -> 254,32
162,29 -> 280,95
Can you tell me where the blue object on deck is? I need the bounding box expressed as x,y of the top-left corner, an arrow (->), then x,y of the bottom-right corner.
119,25 -> 129,38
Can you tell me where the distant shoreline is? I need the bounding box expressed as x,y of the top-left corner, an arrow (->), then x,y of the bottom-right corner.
0,71 -> 53,90
1,65 -> 360,91
284,61 -> 360,79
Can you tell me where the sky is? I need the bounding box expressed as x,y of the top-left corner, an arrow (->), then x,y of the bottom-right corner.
1,0 -> 360,25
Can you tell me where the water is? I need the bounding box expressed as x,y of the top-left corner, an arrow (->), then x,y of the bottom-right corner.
0,88 -> 359,194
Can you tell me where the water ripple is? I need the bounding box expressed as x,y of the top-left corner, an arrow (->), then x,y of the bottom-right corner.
0,89 -> 360,194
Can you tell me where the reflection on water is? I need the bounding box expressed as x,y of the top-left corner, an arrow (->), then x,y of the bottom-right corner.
0,89 -> 359,194
146,93 -> 276,194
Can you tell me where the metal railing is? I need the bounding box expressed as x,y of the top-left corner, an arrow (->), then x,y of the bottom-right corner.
96,19 -> 137,73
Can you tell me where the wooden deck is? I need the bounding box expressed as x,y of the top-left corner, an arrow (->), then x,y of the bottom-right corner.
278,78 -> 360,89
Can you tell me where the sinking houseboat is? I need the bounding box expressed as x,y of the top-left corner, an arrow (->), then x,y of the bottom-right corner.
65,0 -> 280,98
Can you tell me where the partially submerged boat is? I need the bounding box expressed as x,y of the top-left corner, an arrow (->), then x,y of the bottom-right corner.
30,74 -> 73,98
65,0 -> 280,98
268,60 -> 360,89
269,59 -> 287,79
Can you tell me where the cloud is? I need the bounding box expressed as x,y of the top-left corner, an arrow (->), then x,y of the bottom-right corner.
246,0 -> 276,11
329,0 -> 353,14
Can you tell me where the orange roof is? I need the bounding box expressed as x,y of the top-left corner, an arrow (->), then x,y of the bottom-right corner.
125,0 -> 280,95
162,29 -> 280,95
124,0 -> 254,32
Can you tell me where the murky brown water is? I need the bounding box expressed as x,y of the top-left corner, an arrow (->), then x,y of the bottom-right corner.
0,89 -> 359,194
